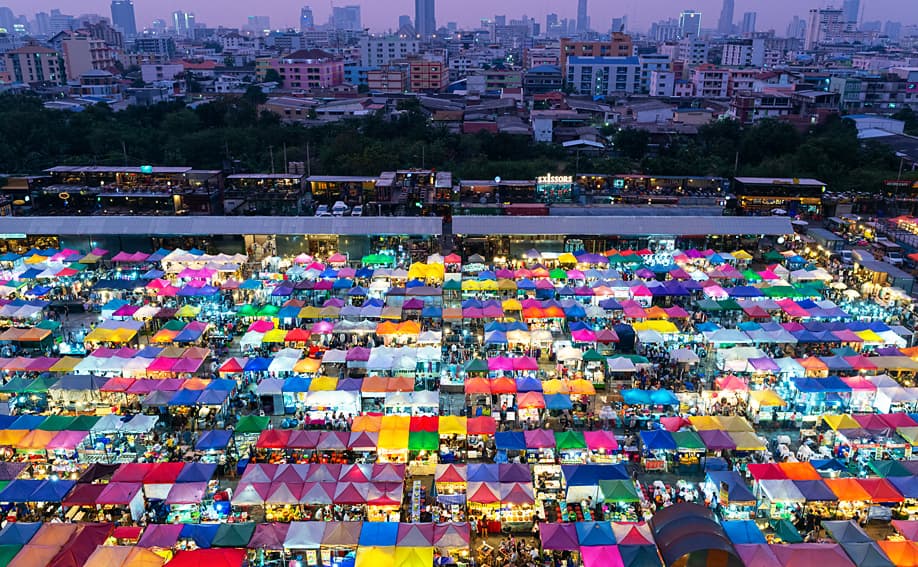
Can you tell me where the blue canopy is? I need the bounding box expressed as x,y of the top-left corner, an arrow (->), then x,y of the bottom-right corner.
421,306 -> 442,318
889,476 -> 918,499
0,522 -> 40,545
358,522 -> 399,546
561,464 -> 629,486
793,480 -> 838,502
485,331 -> 507,345
640,430 -> 676,451
282,377 -> 312,392
810,459 -> 848,472
243,357 -> 271,372
195,430 -> 232,451
575,521 -> 616,546
705,471 -> 755,504
621,389 -> 651,405
207,379 -> 237,391
0,480 -> 41,502
180,523 -> 220,548
516,377 -> 543,392
494,431 -> 526,451
545,394 -> 573,410
177,463 -> 218,483
333,278 -> 353,289
9,415 -> 45,430
196,389 -> 231,405
168,389 -> 202,406
239,279 -> 262,290
30,479 -> 75,502
467,463 -> 499,482
722,520 -> 766,544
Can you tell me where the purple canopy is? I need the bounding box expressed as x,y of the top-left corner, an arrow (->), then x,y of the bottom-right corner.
698,429 -> 737,450
138,523 -> 184,548
748,357 -> 780,372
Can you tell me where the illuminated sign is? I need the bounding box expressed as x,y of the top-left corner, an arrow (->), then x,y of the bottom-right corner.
536,174 -> 572,184
140,165 -> 154,174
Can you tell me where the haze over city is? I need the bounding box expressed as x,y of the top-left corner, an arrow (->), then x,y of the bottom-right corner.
2,0 -> 916,32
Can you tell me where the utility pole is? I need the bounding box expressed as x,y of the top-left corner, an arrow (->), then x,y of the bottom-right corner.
121,141 -> 128,166
283,143 -> 288,174
306,142 -> 312,177
269,146 -> 275,174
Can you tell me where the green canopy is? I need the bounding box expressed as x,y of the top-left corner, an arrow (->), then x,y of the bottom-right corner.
763,250 -> 785,262
610,354 -> 649,364
672,430 -> 705,451
37,415 -> 76,431
868,459 -> 911,478
717,299 -> 742,311
35,320 -> 60,331
0,545 -> 23,567
742,269 -> 762,282
581,349 -> 605,363
549,268 -> 567,280
0,376 -> 32,393
23,375 -> 58,393
761,286 -> 796,298
211,523 -> 256,548
237,304 -> 258,317
163,319 -> 186,331
69,415 -> 101,431
696,299 -> 724,312
770,519 -> 803,543
598,479 -> 640,503
554,431 -> 587,450
443,279 -> 461,291
408,431 -> 439,451
234,415 -> 270,434
362,254 -> 395,266
257,304 -> 280,317
464,359 -> 489,373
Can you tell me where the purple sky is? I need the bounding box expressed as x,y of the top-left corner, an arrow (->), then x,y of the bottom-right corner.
8,0 -> 915,32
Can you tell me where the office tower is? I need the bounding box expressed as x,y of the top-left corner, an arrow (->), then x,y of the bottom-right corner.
172,10 -> 195,37
611,15 -> 628,33
884,21 -> 902,42
717,0 -> 734,34
576,0 -> 589,33
49,10 -> 75,35
786,16 -> 806,40
805,8 -> 843,50
741,12 -> 756,34
150,18 -> 167,33
33,12 -> 50,36
679,10 -> 702,38
494,15 -> 506,26
415,0 -> 435,37
399,15 -> 412,29
300,6 -> 314,31
842,0 -> 860,25
332,6 -> 361,31
246,15 -> 270,33
0,7 -> 15,32
110,0 -> 136,37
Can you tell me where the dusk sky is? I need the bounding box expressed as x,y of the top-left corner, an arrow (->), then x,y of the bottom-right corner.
5,0 -> 915,32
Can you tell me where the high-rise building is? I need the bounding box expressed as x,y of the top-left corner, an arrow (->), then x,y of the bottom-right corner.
3,42 -> 63,83
150,18 -> 167,34
717,0 -> 734,34
0,7 -> 15,33
49,10 -> 76,35
842,0 -> 860,25
398,15 -> 412,29
884,21 -> 902,42
611,16 -> 628,33
110,0 -> 136,37
332,6 -> 361,31
741,12 -> 756,34
576,0 -> 589,33
805,8 -> 844,50
415,0 -> 435,37
679,10 -> 702,38
786,16 -> 806,40
33,12 -> 50,36
300,6 -> 314,31
172,10 -> 193,36
246,15 -> 270,33
546,13 -> 561,38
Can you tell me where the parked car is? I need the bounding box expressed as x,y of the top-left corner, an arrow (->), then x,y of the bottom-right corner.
332,201 -> 349,216
315,204 -> 330,217
351,205 -> 363,216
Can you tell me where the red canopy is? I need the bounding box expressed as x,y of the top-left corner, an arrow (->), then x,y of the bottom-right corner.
167,549 -> 247,567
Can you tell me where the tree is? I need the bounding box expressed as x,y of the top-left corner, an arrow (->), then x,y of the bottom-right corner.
892,107 -> 918,136
613,128 -> 650,161
264,69 -> 282,85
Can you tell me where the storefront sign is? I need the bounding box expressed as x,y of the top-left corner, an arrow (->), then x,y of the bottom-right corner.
644,459 -> 665,471
536,175 -> 573,184
719,481 -> 730,505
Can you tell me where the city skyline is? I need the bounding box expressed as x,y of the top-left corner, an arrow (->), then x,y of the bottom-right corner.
5,0 -> 917,33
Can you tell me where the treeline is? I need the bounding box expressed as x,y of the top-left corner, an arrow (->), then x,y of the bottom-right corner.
0,91 -> 910,190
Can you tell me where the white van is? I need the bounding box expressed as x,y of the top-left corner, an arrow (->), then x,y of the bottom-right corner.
331,201 -> 349,216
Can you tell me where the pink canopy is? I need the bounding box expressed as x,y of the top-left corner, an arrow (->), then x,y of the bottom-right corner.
46,430 -> 89,450
487,357 -> 514,371
584,430 -> 619,451
512,357 -> 539,371
581,546 -> 624,567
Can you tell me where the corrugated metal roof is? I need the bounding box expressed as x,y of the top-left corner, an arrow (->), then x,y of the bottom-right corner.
0,216 -> 442,236
452,216 -> 792,236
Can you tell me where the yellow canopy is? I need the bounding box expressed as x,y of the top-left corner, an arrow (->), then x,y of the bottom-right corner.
748,390 -> 785,407
714,416 -> 754,432
356,547 -> 396,567
15,429 -> 56,450
897,426 -> 918,445
728,431 -> 766,451
558,253 -> 578,265
108,328 -> 138,343
293,358 -> 322,374
381,414 -> 411,430
823,414 -> 861,431
298,306 -> 321,319
478,279 -> 498,291
461,280 -> 481,291
855,330 -> 885,343
688,416 -> 720,431
377,429 -> 409,450
262,329 -> 288,343
632,320 -> 679,333
50,356 -> 82,372
732,250 -> 753,261
352,415 -> 383,432
439,415 -> 467,436
542,379 -> 570,395
0,430 -> 28,445
309,376 -> 338,391
83,327 -> 113,342
24,254 -> 46,264
394,547 -> 433,567
175,305 -> 200,318
497,279 -> 517,291
502,299 -> 522,311
568,379 -> 596,395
